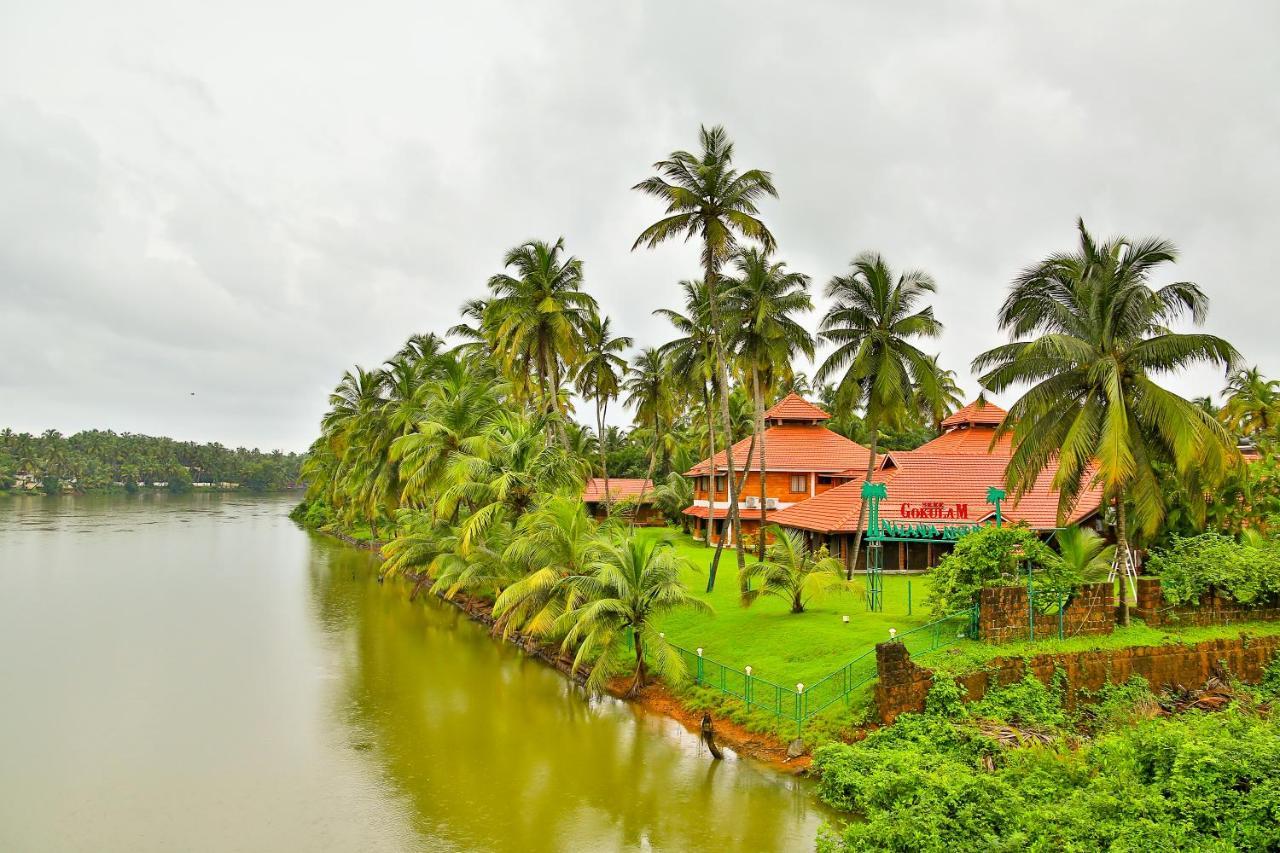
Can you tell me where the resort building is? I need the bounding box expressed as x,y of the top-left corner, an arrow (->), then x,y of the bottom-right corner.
769,399 -> 1105,571
683,393 -> 873,544
582,477 -> 663,525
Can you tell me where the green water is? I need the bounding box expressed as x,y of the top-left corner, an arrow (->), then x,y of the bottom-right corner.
0,493 -> 825,851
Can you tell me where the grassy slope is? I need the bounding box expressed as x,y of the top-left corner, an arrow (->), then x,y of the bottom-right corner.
643,529 -> 936,687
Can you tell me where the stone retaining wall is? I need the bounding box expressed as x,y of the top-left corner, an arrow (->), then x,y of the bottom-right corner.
1134,577 -> 1280,627
875,634 -> 1280,722
978,581 -> 1116,644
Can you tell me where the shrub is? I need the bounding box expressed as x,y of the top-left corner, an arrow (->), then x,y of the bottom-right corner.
1145,533 -> 1280,605
926,525 -> 1069,615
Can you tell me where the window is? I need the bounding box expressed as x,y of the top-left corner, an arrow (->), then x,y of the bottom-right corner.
714,475 -> 726,493
818,475 -> 838,486
790,474 -> 807,493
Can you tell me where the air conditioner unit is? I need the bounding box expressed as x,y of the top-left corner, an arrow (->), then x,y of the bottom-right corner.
764,498 -> 779,510
744,496 -> 760,509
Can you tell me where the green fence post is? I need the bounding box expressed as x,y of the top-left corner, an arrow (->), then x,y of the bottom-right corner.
745,666 -> 753,710
907,580 -> 912,616
796,682 -> 805,739
696,647 -> 704,685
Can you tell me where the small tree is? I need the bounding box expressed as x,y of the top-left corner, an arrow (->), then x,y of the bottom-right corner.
739,526 -> 847,613
555,534 -> 711,695
926,525 -> 1064,616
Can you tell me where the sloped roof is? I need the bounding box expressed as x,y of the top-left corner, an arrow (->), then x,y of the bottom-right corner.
764,392 -> 831,422
941,399 -> 1007,428
913,425 -> 1013,456
582,478 -> 653,503
772,453 -> 1103,533
685,424 -> 872,475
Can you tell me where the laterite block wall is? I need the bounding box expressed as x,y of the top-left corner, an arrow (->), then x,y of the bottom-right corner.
978,582 -> 1116,645
1134,577 -> 1280,627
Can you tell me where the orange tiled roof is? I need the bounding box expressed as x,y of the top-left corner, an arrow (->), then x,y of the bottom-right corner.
941,399 -> 1007,428
764,392 -> 831,422
685,424 -> 872,475
772,453 -> 1103,533
914,425 -> 1013,456
582,478 -> 653,502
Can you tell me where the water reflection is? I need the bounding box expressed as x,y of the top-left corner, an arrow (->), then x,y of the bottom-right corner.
306,534 -> 825,852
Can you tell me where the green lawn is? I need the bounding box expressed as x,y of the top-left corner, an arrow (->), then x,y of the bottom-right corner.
644,528 -> 937,687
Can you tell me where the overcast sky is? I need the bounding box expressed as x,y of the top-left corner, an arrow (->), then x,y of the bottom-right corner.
3,2 -> 1278,452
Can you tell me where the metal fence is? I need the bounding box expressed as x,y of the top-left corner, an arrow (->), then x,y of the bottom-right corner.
665,606 -> 977,734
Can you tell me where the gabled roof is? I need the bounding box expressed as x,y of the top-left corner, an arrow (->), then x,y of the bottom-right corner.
764,393 -> 831,422
772,453 -> 1103,533
941,399 -> 1007,429
582,478 -> 653,503
685,424 -> 872,475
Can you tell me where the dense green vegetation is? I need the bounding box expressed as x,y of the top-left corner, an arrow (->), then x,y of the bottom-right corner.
0,428 -> 302,494
1147,532 -> 1280,606
814,667 -> 1280,851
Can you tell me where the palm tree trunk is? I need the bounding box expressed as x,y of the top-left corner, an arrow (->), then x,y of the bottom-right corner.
1116,496 -> 1132,626
846,408 -> 879,580
710,432 -> 756,592
633,431 -> 659,533
597,396 -> 611,513
704,268 -> 745,590
752,369 -> 768,562
630,628 -> 646,695
703,384 -> 717,549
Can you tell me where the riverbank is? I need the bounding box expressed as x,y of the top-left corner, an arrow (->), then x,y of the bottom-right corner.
307,521 -> 814,772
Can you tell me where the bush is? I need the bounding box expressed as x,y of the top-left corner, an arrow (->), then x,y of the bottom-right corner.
1146,533 -> 1280,605
813,706 -> 1280,852
926,525 -> 1069,615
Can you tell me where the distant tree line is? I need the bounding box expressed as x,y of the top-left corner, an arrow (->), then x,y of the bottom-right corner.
0,428 -> 303,495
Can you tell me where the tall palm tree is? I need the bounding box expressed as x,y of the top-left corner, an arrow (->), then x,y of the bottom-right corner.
739,527 -> 846,613
972,219 -> 1239,604
914,355 -> 966,432
574,313 -> 633,511
1220,366 -> 1280,439
555,534 -> 710,695
656,279 -> 723,552
722,247 -> 814,560
816,252 -> 944,576
633,125 -> 778,585
486,238 -> 597,421
623,347 -> 674,522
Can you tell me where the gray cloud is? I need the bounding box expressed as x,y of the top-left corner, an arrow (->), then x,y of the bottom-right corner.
2,0 -> 1278,451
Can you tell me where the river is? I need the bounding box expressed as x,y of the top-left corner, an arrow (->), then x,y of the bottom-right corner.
0,493 -> 827,851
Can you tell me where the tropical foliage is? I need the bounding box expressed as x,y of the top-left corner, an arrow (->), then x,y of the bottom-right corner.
0,428 -> 300,493
1145,532 -> 1280,606
973,219 -> 1240,577
739,526 -> 846,613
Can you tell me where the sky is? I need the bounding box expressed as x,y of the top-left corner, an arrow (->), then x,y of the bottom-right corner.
2,2 -> 1278,452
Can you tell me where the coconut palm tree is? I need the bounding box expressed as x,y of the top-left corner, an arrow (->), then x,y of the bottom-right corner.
392,354 -> 502,509
492,496 -> 603,638
623,347 -> 675,521
914,355 -> 966,432
486,238 -> 597,420
555,534 -> 711,695
574,313 -> 633,511
657,279 -> 726,552
435,410 -> 583,553
633,125 -> 778,583
651,471 -> 695,533
722,247 -> 814,559
1220,366 -> 1280,439
816,252 -> 944,576
972,219 -> 1239,605
739,527 -> 847,613
1052,526 -> 1116,584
